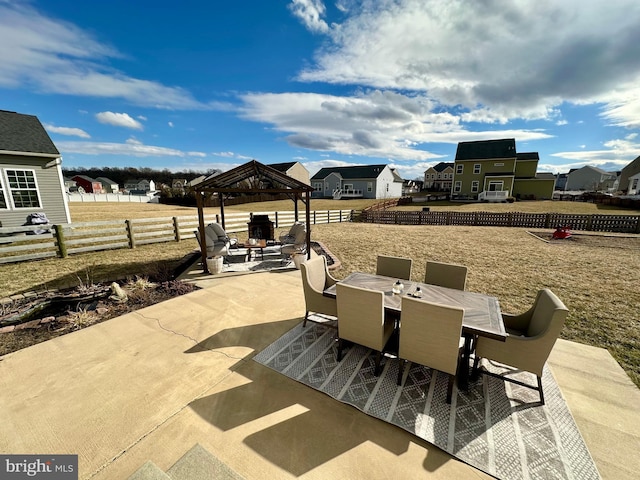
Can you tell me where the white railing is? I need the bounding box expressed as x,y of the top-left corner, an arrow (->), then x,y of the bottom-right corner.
333,188 -> 363,199
478,191 -> 509,202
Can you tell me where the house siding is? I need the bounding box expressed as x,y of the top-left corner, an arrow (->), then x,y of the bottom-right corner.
453,158 -> 516,198
285,163 -> 310,185
0,154 -> 70,227
513,178 -> 555,199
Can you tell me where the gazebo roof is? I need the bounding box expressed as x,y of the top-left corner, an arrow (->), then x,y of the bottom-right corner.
195,160 -> 313,194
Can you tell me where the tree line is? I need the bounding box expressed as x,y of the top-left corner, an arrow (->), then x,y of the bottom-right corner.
62,166 -> 221,189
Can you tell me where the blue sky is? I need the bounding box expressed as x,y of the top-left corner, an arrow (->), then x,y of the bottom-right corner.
2,0 -> 639,180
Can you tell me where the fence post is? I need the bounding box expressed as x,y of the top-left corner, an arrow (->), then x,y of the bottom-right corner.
313,211 -> 317,224
508,212 -> 513,227
587,215 -> 594,231
126,220 -> 136,248
327,210 -> 330,224
545,213 -> 551,229
173,216 -> 181,242
53,224 -> 67,258
446,212 -> 451,225
275,211 -> 279,228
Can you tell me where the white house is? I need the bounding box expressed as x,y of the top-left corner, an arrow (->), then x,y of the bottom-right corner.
310,164 -> 404,199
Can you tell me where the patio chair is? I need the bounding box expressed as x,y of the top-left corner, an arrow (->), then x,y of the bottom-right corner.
424,260 -> 468,290
195,223 -> 238,258
397,297 -> 464,403
376,255 -> 413,280
299,255 -> 338,327
336,282 -> 395,376
472,288 -> 569,405
280,222 -> 307,264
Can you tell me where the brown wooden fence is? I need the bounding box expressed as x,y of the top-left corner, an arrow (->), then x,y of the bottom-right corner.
0,209 -> 353,265
359,210 -> 640,233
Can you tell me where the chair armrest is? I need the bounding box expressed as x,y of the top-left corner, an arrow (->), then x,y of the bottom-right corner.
502,311 -> 531,335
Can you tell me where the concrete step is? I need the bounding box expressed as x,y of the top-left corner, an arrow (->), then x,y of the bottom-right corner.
166,443 -> 245,480
127,460 -> 171,480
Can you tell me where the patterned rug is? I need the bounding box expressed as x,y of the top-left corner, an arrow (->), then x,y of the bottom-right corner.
253,321 -> 600,480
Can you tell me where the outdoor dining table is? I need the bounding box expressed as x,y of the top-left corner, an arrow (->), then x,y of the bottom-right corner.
323,272 -> 507,390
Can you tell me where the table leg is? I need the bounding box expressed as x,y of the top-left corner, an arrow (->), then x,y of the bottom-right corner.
458,333 -> 474,391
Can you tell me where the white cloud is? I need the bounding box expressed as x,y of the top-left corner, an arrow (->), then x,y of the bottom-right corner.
44,124 -> 90,138
96,111 -> 143,130
296,0 -> 640,126
187,151 -> 207,157
56,139 -> 190,158
0,2 -> 210,109
549,136 -> 640,173
289,0 -> 329,33
239,90 -> 552,160
212,151 -> 253,160
168,121 -> 174,127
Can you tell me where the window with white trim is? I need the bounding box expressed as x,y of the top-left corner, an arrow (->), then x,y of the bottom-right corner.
453,181 -> 462,193
488,180 -> 504,191
456,164 -> 463,174
313,182 -> 323,192
471,180 -> 479,192
367,182 -> 373,192
6,169 -> 41,208
473,164 -> 481,174
0,175 -> 7,209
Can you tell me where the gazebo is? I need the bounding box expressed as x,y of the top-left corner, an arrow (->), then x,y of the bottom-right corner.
193,160 -> 315,272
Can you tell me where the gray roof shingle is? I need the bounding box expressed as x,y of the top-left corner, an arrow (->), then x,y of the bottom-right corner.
0,110 -> 59,155
455,139 -> 516,160
311,164 -> 388,180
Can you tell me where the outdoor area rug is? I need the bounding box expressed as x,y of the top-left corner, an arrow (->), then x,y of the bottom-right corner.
253,321 -> 600,480
222,246 -> 293,273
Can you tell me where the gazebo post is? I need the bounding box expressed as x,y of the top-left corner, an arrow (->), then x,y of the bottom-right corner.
219,193 -> 226,230
305,190 -> 311,259
196,190 -> 208,273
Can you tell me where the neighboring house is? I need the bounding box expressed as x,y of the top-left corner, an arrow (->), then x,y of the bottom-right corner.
424,162 -> 454,191
186,176 -> 206,188
618,155 -> 640,193
626,172 -> 640,195
124,179 -> 155,192
96,177 -> 119,193
0,109 -> 71,227
310,164 -> 403,199
72,175 -> 103,194
268,162 -> 310,185
565,165 -> 618,192
172,178 -> 187,190
451,139 -> 555,201
63,176 -> 77,192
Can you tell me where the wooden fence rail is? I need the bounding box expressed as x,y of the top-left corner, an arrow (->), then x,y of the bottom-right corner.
360,210 -> 640,233
0,209 -> 353,265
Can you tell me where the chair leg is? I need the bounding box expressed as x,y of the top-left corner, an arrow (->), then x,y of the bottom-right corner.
447,374 -> 455,404
302,311 -> 309,327
537,376 -> 545,405
337,338 -> 344,361
374,351 -> 382,376
471,355 -> 481,380
397,359 -> 404,386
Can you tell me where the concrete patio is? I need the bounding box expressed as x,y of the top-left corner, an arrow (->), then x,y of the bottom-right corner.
0,267 -> 639,479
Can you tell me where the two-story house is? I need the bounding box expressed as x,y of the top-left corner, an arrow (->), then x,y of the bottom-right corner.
451,139 -> 555,201
0,110 -> 71,227
424,162 -> 454,191
71,175 -> 103,194
310,164 -> 403,199
565,166 -> 618,192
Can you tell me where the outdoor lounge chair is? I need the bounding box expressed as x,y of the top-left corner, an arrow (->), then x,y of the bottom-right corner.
472,288 -> 569,405
397,297 -> 465,403
336,282 -> 395,376
376,255 -> 413,280
280,222 -> 307,264
424,261 -> 468,290
195,223 -> 238,258
299,255 -> 338,327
